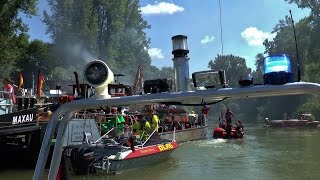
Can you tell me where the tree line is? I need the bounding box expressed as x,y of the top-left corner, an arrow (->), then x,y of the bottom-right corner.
1,0 -> 173,89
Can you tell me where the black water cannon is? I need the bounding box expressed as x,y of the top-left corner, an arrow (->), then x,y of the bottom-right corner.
192,70 -> 227,89
83,60 -> 114,99
144,79 -> 172,94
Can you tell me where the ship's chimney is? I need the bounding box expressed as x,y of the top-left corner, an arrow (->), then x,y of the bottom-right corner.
172,35 -> 190,92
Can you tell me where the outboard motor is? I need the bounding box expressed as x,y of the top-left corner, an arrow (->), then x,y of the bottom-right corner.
70,145 -> 96,175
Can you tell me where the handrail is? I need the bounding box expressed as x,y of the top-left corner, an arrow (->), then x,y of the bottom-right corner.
0,91 -> 12,94
141,128 -> 157,147
0,93 -> 14,114
159,126 -> 164,133
33,82 -> 320,180
173,127 -> 176,141
94,127 -> 115,143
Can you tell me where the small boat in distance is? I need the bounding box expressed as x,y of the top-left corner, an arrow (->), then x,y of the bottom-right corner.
264,113 -> 320,128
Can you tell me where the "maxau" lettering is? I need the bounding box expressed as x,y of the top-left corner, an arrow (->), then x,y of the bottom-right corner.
12,114 -> 34,125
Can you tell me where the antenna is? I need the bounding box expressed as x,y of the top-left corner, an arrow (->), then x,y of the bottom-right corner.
289,10 -> 301,82
218,0 -> 224,56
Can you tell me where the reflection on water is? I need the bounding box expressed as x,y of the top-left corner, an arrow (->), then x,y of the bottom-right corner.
1,127 -> 320,180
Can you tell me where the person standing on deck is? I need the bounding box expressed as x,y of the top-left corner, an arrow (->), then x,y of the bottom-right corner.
189,111 -> 197,127
225,108 -> 234,138
132,116 -> 151,140
200,105 -> 210,126
2,78 -> 16,105
146,109 -> 159,132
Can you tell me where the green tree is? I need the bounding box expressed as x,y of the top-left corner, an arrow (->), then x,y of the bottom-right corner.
285,0 -> 320,20
44,0 -> 99,70
159,67 -> 174,79
44,0 -> 151,83
208,54 -> 251,87
16,40 -> 54,88
264,16 -> 312,81
260,0 -> 320,119
0,0 -> 38,79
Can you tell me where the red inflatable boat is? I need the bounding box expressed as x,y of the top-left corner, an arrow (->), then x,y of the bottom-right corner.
213,127 -> 244,139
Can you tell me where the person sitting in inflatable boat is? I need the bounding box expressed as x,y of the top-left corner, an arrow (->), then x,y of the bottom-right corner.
235,120 -> 244,138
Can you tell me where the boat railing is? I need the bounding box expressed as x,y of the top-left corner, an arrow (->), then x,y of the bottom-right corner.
0,91 -> 14,114
173,127 -> 176,141
141,128 -> 157,147
159,125 -> 165,133
94,127 -> 115,143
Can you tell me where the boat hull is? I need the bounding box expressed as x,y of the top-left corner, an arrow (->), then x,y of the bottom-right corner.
0,108 -> 38,128
95,141 -> 179,174
159,126 -> 207,143
265,120 -> 320,128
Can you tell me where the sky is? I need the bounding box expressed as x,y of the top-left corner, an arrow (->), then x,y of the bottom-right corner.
21,0 -> 310,74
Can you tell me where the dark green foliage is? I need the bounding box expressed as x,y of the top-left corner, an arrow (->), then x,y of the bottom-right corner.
256,0 -> 320,120
43,0 -> 152,83
208,54 -> 251,87
16,40 -> 54,87
0,0 -> 38,79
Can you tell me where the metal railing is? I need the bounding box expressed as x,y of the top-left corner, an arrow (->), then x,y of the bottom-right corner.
94,127 -> 115,143
0,91 -> 14,114
32,82 -> 320,180
141,128 -> 157,147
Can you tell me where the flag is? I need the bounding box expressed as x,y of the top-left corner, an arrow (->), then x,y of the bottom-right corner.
37,71 -> 44,97
18,70 -> 23,91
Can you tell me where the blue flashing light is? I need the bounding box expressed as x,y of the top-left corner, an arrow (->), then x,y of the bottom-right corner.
263,54 -> 294,85
263,54 -> 292,74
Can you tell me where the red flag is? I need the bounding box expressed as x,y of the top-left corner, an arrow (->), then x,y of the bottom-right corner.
18,70 -> 23,91
37,71 -> 44,97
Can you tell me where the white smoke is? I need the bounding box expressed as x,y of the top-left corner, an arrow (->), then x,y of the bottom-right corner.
65,43 -> 97,63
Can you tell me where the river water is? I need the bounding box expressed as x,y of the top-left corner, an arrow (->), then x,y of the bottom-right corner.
1,125 -> 320,180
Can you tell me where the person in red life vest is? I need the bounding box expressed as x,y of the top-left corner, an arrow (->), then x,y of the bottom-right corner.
2,78 -> 16,105
225,108 -> 234,138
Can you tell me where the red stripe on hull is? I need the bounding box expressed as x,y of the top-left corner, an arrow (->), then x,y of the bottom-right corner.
124,142 -> 179,159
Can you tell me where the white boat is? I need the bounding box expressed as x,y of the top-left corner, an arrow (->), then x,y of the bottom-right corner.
156,107 -> 208,143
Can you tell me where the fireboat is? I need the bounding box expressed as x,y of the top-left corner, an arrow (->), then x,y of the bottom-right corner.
33,35 -> 320,179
